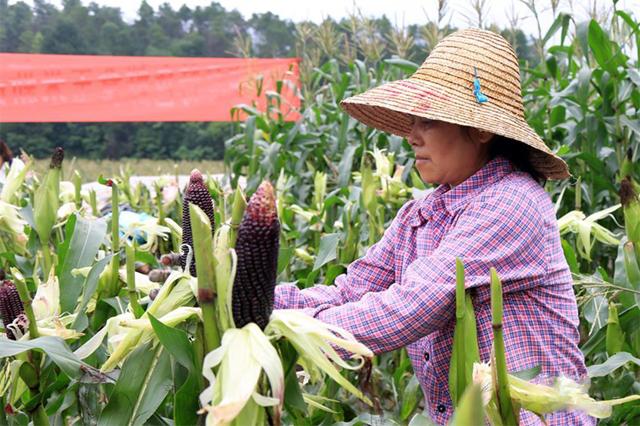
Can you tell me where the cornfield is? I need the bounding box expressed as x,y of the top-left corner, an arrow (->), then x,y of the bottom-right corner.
1,1 -> 640,425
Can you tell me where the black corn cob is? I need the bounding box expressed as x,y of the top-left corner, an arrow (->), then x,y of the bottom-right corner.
0,280 -> 25,340
149,288 -> 159,301
160,253 -> 181,267
148,269 -> 171,283
50,147 -> 64,169
180,170 -> 215,276
232,181 -> 280,329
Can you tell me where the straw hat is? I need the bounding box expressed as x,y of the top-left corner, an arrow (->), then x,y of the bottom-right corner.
340,27 -> 570,180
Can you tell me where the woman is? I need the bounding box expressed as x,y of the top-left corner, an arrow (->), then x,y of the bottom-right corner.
274,28 -> 591,425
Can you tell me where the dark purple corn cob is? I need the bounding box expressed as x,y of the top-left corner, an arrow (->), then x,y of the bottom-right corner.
232,181 -> 280,330
0,280 -> 25,340
50,147 -> 64,169
149,288 -> 159,301
180,170 -> 215,276
148,269 -> 171,283
160,253 -> 181,267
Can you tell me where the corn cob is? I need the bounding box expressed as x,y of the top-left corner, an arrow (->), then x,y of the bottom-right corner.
232,181 -> 280,329
160,253 -> 181,267
149,288 -> 159,301
50,146 -> 64,169
135,262 -> 151,275
148,269 -> 171,283
180,170 -> 215,276
0,280 -> 25,340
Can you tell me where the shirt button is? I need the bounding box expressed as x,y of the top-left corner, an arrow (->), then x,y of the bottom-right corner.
437,404 -> 446,413
424,352 -> 430,362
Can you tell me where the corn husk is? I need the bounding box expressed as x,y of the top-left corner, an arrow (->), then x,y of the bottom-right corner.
490,268 -> 518,425
449,258 -> 480,406
87,272 -> 196,371
605,303 -> 625,356
473,362 -> 640,420
0,200 -> 28,255
199,323 -> 284,426
214,224 -> 235,332
266,309 -> 373,405
33,151 -> 62,246
0,157 -> 31,204
557,205 -> 621,260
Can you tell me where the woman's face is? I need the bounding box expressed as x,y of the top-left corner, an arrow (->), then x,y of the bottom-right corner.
407,116 -> 493,186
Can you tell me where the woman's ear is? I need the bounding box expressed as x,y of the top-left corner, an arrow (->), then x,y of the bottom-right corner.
468,127 -> 494,144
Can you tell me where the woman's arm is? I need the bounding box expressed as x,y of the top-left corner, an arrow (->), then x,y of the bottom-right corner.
300,186 -> 548,354
274,199 -> 419,310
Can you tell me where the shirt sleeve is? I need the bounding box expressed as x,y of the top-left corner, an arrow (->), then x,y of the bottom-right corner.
273,199 -> 418,310
303,190 -> 548,355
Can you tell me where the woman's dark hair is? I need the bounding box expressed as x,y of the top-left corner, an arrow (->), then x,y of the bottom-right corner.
488,135 -> 546,186
0,140 -> 13,166
461,126 -> 545,186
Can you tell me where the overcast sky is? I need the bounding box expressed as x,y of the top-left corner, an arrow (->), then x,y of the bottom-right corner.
9,0 -> 640,38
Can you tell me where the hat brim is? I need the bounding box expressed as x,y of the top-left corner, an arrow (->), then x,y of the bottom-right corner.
340,78 -> 570,180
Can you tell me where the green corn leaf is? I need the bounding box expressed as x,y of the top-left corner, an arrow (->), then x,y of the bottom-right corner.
190,203 -> 220,353
449,259 -> 480,407
148,314 -> 200,426
622,242 -> 640,309
338,144 -> 358,188
490,268 -> 518,426
587,351 -> 640,377
279,340 -> 307,416
72,253 -> 113,331
214,224 -> 234,332
449,383 -> 484,426
58,214 -> 108,313
587,19 -> 623,75
400,375 -> 422,420
542,13 -> 572,47
360,163 -> 377,215
0,336 -> 86,379
383,58 -> 420,74
33,164 -> 60,245
98,341 -> 172,426
313,233 -> 341,271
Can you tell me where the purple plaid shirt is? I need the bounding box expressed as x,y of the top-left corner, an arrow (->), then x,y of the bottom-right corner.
275,156 -> 594,425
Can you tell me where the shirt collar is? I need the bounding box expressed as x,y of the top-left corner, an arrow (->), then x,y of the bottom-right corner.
408,156 -> 514,227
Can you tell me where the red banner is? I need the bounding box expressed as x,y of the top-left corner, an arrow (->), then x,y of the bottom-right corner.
0,53 -> 300,122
